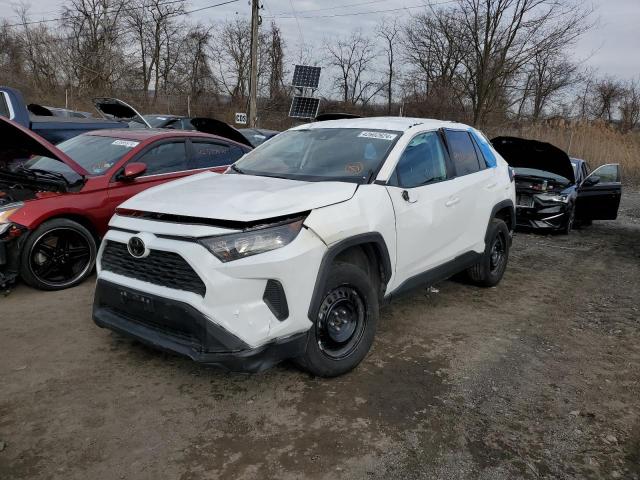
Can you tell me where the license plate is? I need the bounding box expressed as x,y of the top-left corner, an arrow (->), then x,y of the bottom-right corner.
120,290 -> 155,312
517,194 -> 534,207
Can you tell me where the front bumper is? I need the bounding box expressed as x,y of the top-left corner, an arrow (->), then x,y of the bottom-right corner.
0,224 -> 28,288
93,279 -> 308,372
516,204 -> 570,230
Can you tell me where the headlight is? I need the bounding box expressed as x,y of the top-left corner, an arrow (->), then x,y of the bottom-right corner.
198,218 -> 305,262
535,193 -> 569,203
0,202 -> 23,235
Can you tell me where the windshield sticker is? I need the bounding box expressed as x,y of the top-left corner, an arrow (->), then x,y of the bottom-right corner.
112,140 -> 139,148
345,162 -> 364,175
358,131 -> 397,141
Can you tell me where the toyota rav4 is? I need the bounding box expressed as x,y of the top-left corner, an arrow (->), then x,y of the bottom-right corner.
93,117 -> 516,377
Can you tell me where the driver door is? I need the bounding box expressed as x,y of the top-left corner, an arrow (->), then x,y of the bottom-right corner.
576,164 -> 622,221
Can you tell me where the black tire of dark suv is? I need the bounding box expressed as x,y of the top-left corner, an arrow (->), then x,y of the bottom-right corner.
466,218 -> 510,287
296,262 -> 378,377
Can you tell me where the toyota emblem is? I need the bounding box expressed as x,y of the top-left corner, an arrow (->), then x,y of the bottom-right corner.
127,236 -> 147,258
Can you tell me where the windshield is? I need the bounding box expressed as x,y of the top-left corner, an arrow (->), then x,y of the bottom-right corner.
234,128 -> 401,183
24,134 -> 139,178
144,115 -> 175,127
514,167 -> 571,185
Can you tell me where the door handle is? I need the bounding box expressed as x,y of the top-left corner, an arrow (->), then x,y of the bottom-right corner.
401,190 -> 417,203
445,197 -> 460,207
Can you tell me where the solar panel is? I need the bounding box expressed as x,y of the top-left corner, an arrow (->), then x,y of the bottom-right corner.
289,96 -> 321,119
292,65 -> 322,88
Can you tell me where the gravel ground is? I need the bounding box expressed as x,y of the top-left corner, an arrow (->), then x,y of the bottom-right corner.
1,190 -> 639,480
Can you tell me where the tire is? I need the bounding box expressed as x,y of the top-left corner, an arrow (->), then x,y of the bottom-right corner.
20,218 -> 97,291
466,218 -> 510,288
560,205 -> 575,235
296,262 -> 379,377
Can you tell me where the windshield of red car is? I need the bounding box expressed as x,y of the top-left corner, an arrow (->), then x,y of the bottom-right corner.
25,134 -> 140,177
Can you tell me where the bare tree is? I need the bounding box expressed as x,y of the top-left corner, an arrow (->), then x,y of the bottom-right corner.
619,80 -> 640,132
125,0 -> 185,102
377,18 -> 401,114
211,19 -> 253,100
590,77 -> 624,122
265,21 -> 286,100
325,31 -> 382,106
62,0 -> 128,93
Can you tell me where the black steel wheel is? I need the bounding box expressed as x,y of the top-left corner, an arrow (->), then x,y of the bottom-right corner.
466,218 -> 510,287
296,262 -> 379,377
316,286 -> 367,360
20,219 -> 97,290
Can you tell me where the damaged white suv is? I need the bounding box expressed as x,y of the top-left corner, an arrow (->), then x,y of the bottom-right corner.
93,117 -> 515,377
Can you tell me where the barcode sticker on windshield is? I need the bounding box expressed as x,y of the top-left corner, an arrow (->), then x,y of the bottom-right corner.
358,131 -> 397,141
112,140 -> 139,148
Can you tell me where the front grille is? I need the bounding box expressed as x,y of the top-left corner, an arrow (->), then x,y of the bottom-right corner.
101,241 -> 206,296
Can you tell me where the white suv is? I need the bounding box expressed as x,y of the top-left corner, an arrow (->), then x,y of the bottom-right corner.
93,117 -> 515,377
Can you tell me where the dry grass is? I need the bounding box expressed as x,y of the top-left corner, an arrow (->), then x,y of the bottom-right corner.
484,121 -> 640,185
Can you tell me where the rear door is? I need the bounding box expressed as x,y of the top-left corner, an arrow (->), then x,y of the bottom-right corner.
576,164 -> 622,220
189,139 -> 248,173
442,129 -> 496,253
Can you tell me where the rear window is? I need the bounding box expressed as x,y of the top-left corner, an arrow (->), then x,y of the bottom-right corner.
28,135 -> 139,175
444,130 -> 482,176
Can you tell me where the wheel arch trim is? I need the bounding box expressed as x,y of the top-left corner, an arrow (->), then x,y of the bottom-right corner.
307,232 -> 392,321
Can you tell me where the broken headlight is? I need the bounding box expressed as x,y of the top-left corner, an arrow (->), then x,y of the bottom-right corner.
535,193 -> 569,203
198,218 -> 305,262
0,202 -> 23,235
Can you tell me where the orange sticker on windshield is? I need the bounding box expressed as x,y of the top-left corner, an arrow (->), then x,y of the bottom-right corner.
346,162 -> 364,174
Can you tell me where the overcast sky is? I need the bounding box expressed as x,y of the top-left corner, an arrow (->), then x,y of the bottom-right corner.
2,0 -> 639,80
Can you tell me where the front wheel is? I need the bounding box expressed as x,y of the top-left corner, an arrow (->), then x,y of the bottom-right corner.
296,262 -> 379,377
466,218 -> 510,287
20,219 -> 97,291
560,205 -> 575,235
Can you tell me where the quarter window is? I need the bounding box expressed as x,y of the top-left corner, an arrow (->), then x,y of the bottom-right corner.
445,130 -> 482,176
191,141 -> 245,168
137,142 -> 188,175
394,131 -> 448,188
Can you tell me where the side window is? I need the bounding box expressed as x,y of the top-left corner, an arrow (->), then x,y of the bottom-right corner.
191,141 -> 245,168
589,164 -> 620,183
444,130 -> 482,176
137,141 -> 188,175
394,131 -> 448,188
0,93 -> 10,118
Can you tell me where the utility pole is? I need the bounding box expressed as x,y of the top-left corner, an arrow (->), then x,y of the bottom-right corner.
248,0 -> 260,128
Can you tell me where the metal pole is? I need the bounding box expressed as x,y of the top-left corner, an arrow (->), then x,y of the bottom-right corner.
248,0 -> 259,128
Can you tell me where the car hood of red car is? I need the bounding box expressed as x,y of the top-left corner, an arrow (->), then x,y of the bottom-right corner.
118,171 -> 359,223
0,116 -> 89,176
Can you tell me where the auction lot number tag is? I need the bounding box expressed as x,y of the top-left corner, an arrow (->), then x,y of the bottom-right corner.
358,131 -> 397,141
235,113 -> 248,125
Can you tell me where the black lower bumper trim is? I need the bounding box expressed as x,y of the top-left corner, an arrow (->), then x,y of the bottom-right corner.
93,279 -> 308,372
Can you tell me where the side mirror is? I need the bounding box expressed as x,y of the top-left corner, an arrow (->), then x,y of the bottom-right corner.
121,162 -> 147,180
582,175 -> 600,187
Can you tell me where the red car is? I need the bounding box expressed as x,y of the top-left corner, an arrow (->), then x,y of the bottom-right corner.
0,117 -> 252,290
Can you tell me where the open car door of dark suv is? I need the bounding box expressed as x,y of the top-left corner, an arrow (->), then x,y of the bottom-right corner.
576,163 -> 622,221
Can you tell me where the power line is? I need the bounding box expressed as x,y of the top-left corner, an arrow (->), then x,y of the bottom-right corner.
3,0 -> 239,29
287,0 -> 305,50
266,0 -> 457,20
268,0 -> 390,17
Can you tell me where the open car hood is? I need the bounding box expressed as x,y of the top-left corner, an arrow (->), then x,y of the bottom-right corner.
189,118 -> 253,148
491,136 -> 575,183
93,97 -> 151,128
118,171 -> 357,223
0,116 -> 88,175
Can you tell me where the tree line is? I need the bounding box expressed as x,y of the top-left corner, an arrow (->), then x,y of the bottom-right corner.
0,0 -> 638,131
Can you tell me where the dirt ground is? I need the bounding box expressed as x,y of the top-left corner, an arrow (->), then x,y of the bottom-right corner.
1,191 -> 639,480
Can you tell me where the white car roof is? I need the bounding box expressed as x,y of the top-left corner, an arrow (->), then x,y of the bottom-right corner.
291,116 -> 470,132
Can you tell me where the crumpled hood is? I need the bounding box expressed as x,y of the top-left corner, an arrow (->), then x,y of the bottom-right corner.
491,136 -> 575,183
119,172 -> 358,222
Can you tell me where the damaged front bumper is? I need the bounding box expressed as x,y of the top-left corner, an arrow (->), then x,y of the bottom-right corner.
516,204 -> 571,230
0,224 -> 28,288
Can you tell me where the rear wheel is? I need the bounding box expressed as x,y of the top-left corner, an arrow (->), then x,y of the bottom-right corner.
20,219 -> 97,291
296,262 -> 378,377
467,218 -> 510,287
